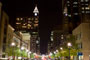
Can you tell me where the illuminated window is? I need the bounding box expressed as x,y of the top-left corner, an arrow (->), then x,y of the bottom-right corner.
68,14 -> 71,17
73,2 -> 78,4
85,0 -> 88,2
51,37 -> 53,41
34,20 -> 38,23
16,22 -> 21,24
82,7 -> 84,10
85,7 -> 90,10
22,26 -> 27,28
74,13 -> 78,15
27,24 -> 31,27
21,18 -> 23,20
28,18 -> 31,20
23,24 -> 26,26
81,0 -> 84,2
34,24 -> 38,27
73,5 -> 77,7
67,1 -> 70,3
16,18 -> 19,21
85,4 -> 89,6
67,4 -> 70,6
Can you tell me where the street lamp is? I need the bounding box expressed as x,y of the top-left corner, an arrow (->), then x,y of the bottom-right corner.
60,47 -> 63,60
28,51 -> 31,59
49,52 -> 53,56
54,51 -> 56,54
21,46 -> 24,50
67,42 -> 72,60
56,50 -> 59,53
11,42 -> 16,60
60,47 -> 63,50
11,42 -> 15,46
26,49 -> 29,59
21,46 -> 24,60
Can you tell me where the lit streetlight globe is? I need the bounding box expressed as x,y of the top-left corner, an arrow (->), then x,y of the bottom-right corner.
26,49 -> 29,52
11,42 -> 15,46
21,46 -> 24,50
67,42 -> 72,47
54,51 -> 56,54
60,47 -> 63,50
29,51 -> 31,54
56,50 -> 59,53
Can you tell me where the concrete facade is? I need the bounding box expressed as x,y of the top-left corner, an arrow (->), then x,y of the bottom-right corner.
0,4 -> 9,57
0,2 -> 2,58
6,25 -> 15,47
73,23 -> 90,60
0,11 -> 9,57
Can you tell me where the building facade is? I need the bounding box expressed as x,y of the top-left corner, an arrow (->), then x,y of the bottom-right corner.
0,9 -> 9,57
16,16 -> 39,32
48,30 -> 65,53
15,6 -> 40,54
73,23 -> 90,60
63,0 -> 90,33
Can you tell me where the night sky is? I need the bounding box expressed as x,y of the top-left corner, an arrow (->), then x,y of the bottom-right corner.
1,0 -> 62,54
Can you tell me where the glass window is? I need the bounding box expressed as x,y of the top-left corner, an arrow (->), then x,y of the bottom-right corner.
81,0 -> 84,2
73,2 -> 78,4
85,0 -> 89,2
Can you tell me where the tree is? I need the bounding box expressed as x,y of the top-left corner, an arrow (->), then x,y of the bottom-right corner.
55,34 -> 81,57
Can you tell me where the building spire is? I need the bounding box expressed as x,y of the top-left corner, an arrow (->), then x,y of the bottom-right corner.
33,5 -> 39,16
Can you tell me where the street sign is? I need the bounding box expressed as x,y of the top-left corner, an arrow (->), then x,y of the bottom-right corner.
77,52 -> 83,56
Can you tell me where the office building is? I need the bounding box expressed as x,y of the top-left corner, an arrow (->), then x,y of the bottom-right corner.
63,0 -> 90,33
0,3 -> 9,57
15,6 -> 40,54
73,23 -> 90,60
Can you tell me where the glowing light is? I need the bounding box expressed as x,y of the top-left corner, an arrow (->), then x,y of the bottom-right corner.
54,51 -> 56,54
56,50 -> 59,52
11,42 -> 15,46
60,47 -> 63,50
33,6 -> 39,13
67,42 -> 72,47
49,52 -> 52,56
21,46 -> 24,50
26,49 -> 29,52
29,51 -> 31,54
35,13 -> 38,16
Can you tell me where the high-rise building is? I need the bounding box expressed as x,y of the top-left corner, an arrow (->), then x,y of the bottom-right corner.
16,16 -> 39,32
15,5 -> 40,54
0,3 -> 9,57
73,23 -> 90,60
79,0 -> 90,22
63,0 -> 90,33
48,30 -> 65,53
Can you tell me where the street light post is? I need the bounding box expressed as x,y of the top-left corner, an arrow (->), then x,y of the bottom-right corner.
26,49 -> 29,59
21,46 -> 24,60
69,47 -> 70,60
29,51 -> 31,59
11,42 -> 15,60
67,42 -> 72,60
60,47 -> 63,60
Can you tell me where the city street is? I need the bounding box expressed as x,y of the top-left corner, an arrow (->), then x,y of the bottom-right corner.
0,0 -> 90,60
